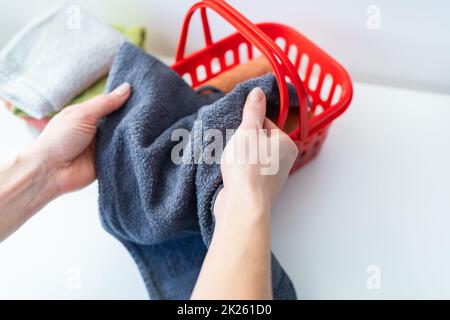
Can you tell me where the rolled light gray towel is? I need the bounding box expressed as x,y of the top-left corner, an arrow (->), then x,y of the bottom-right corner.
0,4 -> 125,118
96,43 -> 298,300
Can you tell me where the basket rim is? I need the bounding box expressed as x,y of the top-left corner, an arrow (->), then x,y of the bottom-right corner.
172,21 -> 353,137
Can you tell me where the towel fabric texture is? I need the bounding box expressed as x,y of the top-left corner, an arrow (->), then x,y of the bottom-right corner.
0,4 -> 126,119
96,43 -> 298,300
10,25 -> 146,118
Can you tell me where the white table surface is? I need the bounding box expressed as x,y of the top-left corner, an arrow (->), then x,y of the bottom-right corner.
1,81 -> 449,299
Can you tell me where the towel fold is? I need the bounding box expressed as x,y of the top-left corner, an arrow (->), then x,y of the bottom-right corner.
96,43 -> 298,300
0,4 -> 126,119
10,25 -> 146,118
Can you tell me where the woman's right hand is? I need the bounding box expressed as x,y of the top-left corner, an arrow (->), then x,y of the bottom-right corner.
214,87 -> 298,221
192,87 -> 298,300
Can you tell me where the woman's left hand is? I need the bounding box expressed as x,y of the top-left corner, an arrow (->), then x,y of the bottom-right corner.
0,83 -> 130,241
27,82 -> 131,195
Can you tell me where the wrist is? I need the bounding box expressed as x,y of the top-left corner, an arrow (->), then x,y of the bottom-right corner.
17,150 -> 61,200
212,192 -> 271,254
229,185 -> 271,214
215,188 -> 271,228
0,152 -> 62,240
228,195 -> 270,216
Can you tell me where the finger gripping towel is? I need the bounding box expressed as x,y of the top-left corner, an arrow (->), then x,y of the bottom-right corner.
96,43 -> 298,300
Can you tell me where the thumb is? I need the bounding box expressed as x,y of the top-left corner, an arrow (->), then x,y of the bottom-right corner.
82,82 -> 131,120
240,87 -> 266,129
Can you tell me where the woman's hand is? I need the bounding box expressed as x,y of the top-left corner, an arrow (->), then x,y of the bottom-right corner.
0,83 -> 130,241
27,82 -> 131,195
214,87 -> 298,222
192,87 -> 298,300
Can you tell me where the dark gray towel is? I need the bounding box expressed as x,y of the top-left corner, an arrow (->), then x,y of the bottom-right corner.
96,43 -> 298,300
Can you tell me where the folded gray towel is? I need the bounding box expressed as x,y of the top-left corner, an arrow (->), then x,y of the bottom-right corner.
96,43 -> 298,300
0,4 -> 125,118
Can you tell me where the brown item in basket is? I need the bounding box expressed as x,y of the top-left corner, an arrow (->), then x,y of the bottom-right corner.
197,56 -> 272,93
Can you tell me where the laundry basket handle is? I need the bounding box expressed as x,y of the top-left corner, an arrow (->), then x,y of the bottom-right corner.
175,0 -> 308,138
207,0 -> 309,139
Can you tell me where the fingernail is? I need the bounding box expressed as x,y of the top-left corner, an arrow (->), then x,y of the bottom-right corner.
113,82 -> 131,96
248,87 -> 264,102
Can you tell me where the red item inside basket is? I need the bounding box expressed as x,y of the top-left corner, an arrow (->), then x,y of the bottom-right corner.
172,0 -> 353,172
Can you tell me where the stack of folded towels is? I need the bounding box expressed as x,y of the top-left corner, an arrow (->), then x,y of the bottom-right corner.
0,4 -> 146,124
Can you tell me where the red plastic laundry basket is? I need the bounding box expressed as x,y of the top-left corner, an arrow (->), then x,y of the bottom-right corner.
172,0 -> 353,173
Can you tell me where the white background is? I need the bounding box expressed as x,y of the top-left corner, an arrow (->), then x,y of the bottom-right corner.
0,0 -> 449,93
0,0 -> 450,299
